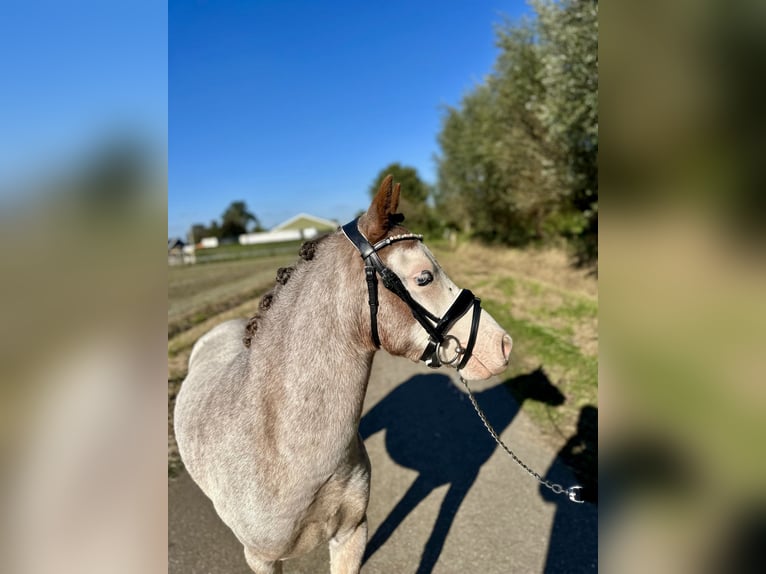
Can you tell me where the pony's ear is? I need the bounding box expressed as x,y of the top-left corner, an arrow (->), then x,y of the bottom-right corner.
359,175 -> 401,242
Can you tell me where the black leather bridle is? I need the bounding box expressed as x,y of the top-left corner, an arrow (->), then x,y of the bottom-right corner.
342,217 -> 482,370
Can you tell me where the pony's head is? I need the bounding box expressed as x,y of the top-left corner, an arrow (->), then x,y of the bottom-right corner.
346,175 -> 512,381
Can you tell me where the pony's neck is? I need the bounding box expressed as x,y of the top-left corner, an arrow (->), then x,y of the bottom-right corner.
248,235 -> 375,427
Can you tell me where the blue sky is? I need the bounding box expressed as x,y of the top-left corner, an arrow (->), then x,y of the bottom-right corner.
0,1 -> 167,191
169,0 -> 530,238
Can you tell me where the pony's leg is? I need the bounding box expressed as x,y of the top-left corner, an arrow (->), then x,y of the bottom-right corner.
329,516 -> 368,574
244,547 -> 283,574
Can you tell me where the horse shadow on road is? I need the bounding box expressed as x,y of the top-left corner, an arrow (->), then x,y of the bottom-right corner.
360,368 -> 566,574
539,404 -> 598,573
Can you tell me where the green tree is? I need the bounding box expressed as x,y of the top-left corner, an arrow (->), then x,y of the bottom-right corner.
190,223 -> 207,243
435,0 -> 598,262
528,0 -> 598,261
220,200 -> 260,240
492,21 -> 571,242
188,221 -> 221,241
368,163 -> 438,235
207,220 -> 221,239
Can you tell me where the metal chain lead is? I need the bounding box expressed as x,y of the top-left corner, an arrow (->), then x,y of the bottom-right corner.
459,375 -> 584,503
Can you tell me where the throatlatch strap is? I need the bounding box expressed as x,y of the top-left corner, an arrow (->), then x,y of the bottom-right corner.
365,266 -> 381,348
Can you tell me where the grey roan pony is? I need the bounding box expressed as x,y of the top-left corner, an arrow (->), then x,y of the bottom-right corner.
174,176 -> 512,573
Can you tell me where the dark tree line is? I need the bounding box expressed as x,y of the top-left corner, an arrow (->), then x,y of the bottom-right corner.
189,200 -> 263,243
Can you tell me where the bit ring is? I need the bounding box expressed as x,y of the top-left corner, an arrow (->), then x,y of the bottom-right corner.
436,335 -> 465,366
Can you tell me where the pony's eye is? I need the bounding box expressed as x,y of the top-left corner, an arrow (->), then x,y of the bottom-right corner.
416,270 -> 434,286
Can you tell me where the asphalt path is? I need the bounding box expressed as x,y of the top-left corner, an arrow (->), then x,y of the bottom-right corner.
169,352 -> 597,573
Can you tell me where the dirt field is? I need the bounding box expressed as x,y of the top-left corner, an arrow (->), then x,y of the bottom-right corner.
167,240 -> 597,476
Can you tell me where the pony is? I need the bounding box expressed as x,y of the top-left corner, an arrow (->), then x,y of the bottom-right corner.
174,176 -> 512,573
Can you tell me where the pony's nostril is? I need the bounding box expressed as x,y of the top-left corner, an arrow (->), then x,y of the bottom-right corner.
501,334 -> 513,362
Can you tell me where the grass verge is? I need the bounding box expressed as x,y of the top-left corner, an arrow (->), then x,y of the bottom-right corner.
431,243 -> 597,445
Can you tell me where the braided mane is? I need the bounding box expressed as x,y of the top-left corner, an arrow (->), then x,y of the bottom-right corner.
243,213 -> 405,348
243,233 -> 333,348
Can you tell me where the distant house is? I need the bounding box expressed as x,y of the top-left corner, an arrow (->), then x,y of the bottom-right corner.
239,213 -> 338,246
199,237 -> 219,249
169,237 -> 197,265
182,244 -> 196,264
168,237 -> 184,251
168,238 -> 185,265
271,213 -> 338,233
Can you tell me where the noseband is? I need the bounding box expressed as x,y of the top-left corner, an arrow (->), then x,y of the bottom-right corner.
342,217 -> 482,370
